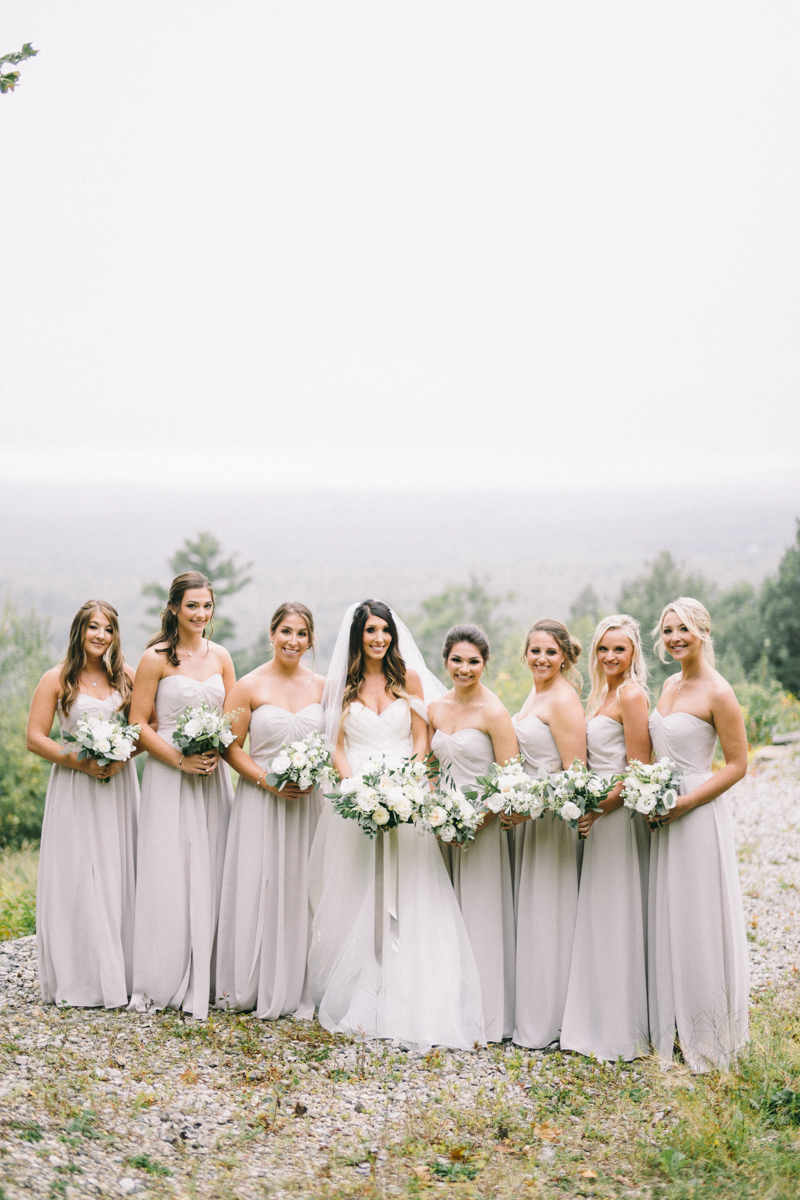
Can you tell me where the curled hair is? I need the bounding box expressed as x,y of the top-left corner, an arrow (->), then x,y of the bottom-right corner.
652,597 -> 715,667
270,602 -> 316,653
343,600 -> 407,710
442,624 -> 491,665
60,601 -> 131,718
524,618 -> 583,692
147,572 -> 215,668
587,614 -> 649,714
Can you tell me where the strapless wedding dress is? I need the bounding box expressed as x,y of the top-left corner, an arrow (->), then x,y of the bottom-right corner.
37,691 -> 138,1008
308,699 -> 484,1049
511,713 -> 580,1048
560,716 -> 649,1060
648,711 -> 749,1071
129,674 -> 233,1019
216,703 -> 323,1018
432,728 -> 515,1042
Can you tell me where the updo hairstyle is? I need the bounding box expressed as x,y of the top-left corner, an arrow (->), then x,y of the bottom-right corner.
442,624 -> 491,665
652,596 -> 715,666
147,571 -> 215,667
270,602 -> 316,653
524,618 -> 583,692
587,614 -> 649,714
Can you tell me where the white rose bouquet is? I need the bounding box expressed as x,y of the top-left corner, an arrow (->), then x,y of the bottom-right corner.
547,758 -> 622,839
420,776 -> 482,848
326,754 -> 429,838
61,712 -> 141,782
172,701 -> 237,757
621,757 -> 683,823
264,731 -> 338,793
470,756 -> 550,820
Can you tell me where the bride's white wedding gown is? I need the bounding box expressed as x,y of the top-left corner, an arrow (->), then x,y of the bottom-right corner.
307,698 -> 485,1049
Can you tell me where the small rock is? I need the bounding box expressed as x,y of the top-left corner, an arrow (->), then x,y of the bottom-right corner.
118,1179 -> 140,1195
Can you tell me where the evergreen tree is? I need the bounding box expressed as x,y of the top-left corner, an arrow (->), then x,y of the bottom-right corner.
616,551 -> 712,689
405,576 -> 513,673
142,532 -> 253,645
761,520 -> 800,695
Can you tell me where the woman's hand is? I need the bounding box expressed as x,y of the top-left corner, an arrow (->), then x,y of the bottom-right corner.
180,750 -> 220,776
649,794 -> 693,828
80,756 -> 119,780
577,810 -> 603,837
266,780 -> 313,801
501,811 -> 529,829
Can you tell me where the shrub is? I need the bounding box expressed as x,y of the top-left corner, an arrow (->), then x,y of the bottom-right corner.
733,680 -> 800,747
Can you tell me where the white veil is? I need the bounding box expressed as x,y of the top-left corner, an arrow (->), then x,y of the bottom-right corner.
322,601 -> 447,749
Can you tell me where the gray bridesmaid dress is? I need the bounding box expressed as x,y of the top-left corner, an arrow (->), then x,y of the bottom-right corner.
215,703 -> 324,1018
560,716 -> 649,1060
37,691 -> 139,1008
512,713 -> 579,1048
431,728 -> 515,1042
129,674 -> 233,1019
648,710 -> 750,1071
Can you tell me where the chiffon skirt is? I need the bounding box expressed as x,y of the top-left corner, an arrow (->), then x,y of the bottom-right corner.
129,758 -> 232,1019
37,761 -> 139,1007
215,779 -> 321,1018
308,805 -> 485,1050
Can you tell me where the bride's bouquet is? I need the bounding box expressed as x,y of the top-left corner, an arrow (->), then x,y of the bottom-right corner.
621,758 -> 683,824
62,713 -> 141,781
173,701 -> 237,757
327,754 -> 429,838
419,776 -> 482,848
547,759 -> 622,839
264,731 -> 338,793
470,756 -> 550,820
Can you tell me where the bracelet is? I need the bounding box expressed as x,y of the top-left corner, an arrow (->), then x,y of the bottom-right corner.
257,772 -> 267,789
178,755 -> 185,772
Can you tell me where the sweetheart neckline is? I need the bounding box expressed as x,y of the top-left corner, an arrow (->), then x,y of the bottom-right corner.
349,698 -> 406,719
160,672 -> 224,687
652,709 -> 715,730
432,726 -> 493,740
255,702 -> 323,717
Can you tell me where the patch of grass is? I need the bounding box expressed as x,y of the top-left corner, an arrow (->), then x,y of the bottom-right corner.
0,888 -> 36,939
0,844 -> 38,940
65,1109 -> 100,1139
8,1119 -> 43,1141
430,1159 -> 478,1181
124,1153 -> 171,1176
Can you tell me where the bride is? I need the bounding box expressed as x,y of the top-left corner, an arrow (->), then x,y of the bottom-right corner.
307,600 -> 485,1049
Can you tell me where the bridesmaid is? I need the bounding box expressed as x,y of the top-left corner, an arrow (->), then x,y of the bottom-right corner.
560,615 -> 651,1061
26,601 -> 139,1007
215,603 -> 325,1018
428,625 -> 519,1042
128,572 -> 235,1019
648,597 -> 749,1072
505,618 -> 586,1049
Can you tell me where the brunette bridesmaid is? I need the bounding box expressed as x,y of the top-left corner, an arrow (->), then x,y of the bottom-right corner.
648,598 -> 749,1072
128,572 -> 235,1019
215,603 -> 325,1018
428,625 -> 519,1042
560,615 -> 651,1060
27,601 -> 139,1007
505,619 -> 587,1049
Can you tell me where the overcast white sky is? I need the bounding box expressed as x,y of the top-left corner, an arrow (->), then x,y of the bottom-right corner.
2,2 -> 799,490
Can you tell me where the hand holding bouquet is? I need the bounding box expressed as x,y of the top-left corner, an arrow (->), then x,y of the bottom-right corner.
326,754 -> 429,838
621,758 -> 683,825
173,701 -> 237,775
471,756 -> 550,824
547,758 -> 622,839
62,712 -> 140,782
420,776 -> 482,848
265,731 -> 338,795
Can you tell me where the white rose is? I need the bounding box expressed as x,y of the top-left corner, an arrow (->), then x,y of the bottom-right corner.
95,739 -> 112,755
426,805 -> 447,828
377,776 -> 393,794
298,773 -> 312,791
458,798 -> 476,821
485,792 -> 505,814
528,798 -> 545,819
372,804 -> 390,825
290,751 -> 308,768
220,729 -> 236,747
393,797 -> 413,821
561,801 -> 582,822
357,788 -> 378,813
338,777 -> 358,795
383,754 -> 403,772
440,824 -> 456,843
271,754 -> 291,774
117,739 -> 133,759
386,786 -> 406,808
183,718 -> 202,739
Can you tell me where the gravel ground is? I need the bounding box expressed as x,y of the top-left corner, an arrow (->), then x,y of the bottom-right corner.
0,751 -> 797,1200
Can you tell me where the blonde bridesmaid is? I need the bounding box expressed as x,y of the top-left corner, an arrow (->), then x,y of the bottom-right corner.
215,603 -> 325,1018
560,615 -> 651,1060
128,572 -> 235,1019
428,625 -> 518,1042
648,598 -> 749,1072
504,619 -> 586,1049
27,601 -> 139,1007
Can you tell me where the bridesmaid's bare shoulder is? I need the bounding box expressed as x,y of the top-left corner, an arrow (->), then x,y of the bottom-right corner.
405,668 -> 424,698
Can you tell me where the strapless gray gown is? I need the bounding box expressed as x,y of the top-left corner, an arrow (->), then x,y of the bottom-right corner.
215,703 -> 323,1018
560,716 -> 649,1060
432,728 -> 515,1042
511,713 -> 580,1048
648,711 -> 750,1071
37,691 -> 139,1007
129,674 -> 233,1019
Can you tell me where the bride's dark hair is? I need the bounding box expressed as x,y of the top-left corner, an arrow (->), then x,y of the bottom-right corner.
147,572 -> 215,668
343,600 -> 408,710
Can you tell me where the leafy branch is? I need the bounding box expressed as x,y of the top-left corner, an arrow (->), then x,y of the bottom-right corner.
0,43 -> 39,94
